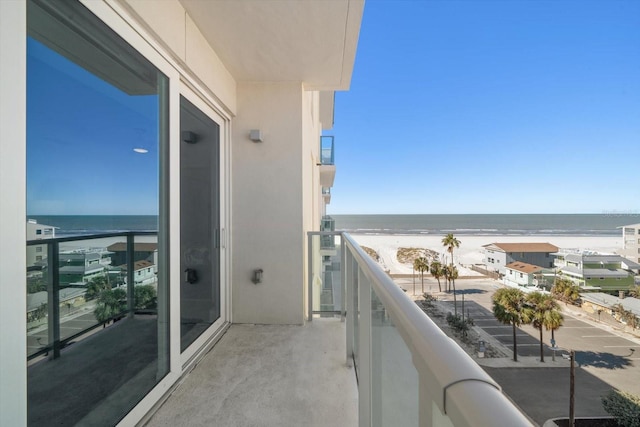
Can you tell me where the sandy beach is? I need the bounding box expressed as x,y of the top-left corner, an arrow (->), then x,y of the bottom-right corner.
350,233 -> 622,276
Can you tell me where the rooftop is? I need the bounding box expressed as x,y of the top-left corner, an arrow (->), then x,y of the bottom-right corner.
107,242 -> 158,252
483,242 -> 559,253
505,261 -> 543,274
581,293 -> 640,316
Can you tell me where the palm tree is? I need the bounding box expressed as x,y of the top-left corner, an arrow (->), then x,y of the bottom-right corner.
413,257 -> 429,294
442,233 -> 461,309
551,278 -> 580,305
85,275 -> 111,301
442,233 -> 461,269
430,260 -> 443,292
546,309 -> 564,345
492,287 -> 530,362
449,265 -> 459,315
526,292 -> 563,362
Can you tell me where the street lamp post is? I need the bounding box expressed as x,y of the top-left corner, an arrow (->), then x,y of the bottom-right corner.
570,350 -> 575,427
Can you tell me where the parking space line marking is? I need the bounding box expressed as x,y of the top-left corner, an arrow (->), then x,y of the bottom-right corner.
581,335 -> 616,338
562,326 -> 596,329
603,345 -> 640,348
492,334 -> 529,337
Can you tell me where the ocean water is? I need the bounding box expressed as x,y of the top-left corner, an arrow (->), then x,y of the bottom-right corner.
28,213 -> 640,238
332,214 -> 640,237
28,215 -> 158,237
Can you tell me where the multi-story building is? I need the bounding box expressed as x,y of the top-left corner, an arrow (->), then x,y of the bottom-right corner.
619,223 -> 640,263
57,249 -> 114,286
482,242 -> 559,274
2,1 -> 530,426
26,219 -> 56,268
553,250 -> 639,291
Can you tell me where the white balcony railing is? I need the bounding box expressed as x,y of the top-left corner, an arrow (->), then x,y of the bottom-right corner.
308,232 -> 534,427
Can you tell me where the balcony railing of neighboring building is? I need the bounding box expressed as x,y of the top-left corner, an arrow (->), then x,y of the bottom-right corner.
307,232 -> 534,427
26,231 -> 158,361
26,231 -> 168,427
320,135 -> 335,165
320,215 -> 336,250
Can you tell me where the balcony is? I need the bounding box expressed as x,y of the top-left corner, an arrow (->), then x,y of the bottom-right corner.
319,135 -> 336,187
146,319 -> 358,426
149,232 -> 533,426
322,186 -> 332,204
26,231 -> 531,426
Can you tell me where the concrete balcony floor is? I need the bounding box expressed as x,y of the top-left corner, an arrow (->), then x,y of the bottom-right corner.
146,318 -> 358,427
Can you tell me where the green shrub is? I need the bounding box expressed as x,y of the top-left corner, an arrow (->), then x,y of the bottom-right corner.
94,288 -> 127,323
134,285 -> 157,310
601,389 -> 640,427
446,312 -> 474,335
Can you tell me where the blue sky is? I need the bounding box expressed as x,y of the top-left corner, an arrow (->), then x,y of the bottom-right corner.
27,38 -> 160,215
330,0 -> 640,214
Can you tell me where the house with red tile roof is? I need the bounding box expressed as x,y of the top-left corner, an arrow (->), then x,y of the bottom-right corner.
482,242 -> 559,275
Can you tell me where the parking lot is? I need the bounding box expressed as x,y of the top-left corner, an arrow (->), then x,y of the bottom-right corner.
396,277 -> 640,424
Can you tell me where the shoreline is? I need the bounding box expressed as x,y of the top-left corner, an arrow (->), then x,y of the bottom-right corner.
351,233 -> 622,276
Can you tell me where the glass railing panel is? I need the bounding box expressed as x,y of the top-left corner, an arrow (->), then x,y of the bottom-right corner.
57,236 -> 127,343
370,285 -> 419,426
26,243 -> 50,359
353,260 -> 360,371
309,233 -> 343,316
320,135 -> 335,165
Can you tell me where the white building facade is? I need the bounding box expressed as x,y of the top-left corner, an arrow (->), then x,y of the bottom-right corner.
483,242 -> 559,275
620,223 -> 640,263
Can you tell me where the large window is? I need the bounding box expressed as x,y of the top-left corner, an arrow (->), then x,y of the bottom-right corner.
26,0 -> 169,425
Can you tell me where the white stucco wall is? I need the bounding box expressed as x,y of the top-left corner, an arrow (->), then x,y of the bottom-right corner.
0,1 -> 27,424
302,90 -> 324,318
232,82 -> 306,324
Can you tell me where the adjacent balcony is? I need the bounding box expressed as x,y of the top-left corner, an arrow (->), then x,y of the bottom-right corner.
322,186 -> 332,204
319,135 -> 336,187
26,232 -> 166,427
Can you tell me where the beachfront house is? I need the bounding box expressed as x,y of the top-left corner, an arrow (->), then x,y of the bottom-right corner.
553,250 -> 639,291
119,260 -> 156,286
503,261 -> 554,290
1,1 -> 530,426
482,242 -> 559,275
619,223 -> 640,263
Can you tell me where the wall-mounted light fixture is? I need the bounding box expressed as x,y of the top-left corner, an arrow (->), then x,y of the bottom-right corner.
249,129 -> 263,143
252,268 -> 263,284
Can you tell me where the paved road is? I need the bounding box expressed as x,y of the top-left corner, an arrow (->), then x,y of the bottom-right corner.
27,308 -> 101,356
396,277 -> 640,425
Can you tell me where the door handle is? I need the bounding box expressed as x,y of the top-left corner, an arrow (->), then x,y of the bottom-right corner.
185,268 -> 198,284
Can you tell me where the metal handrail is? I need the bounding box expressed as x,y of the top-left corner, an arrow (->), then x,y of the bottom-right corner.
26,231 -> 158,361
27,230 -> 157,246
342,233 -> 533,426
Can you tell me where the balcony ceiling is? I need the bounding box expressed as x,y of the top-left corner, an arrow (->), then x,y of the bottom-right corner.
179,0 -> 363,90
